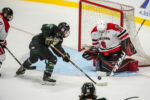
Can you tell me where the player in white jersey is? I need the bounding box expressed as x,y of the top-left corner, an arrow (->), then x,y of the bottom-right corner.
82,20 -> 138,76
0,7 -> 13,76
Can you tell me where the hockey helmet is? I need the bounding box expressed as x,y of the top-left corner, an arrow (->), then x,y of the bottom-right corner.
2,7 -> 13,21
58,22 -> 70,38
81,82 -> 96,97
97,20 -> 107,33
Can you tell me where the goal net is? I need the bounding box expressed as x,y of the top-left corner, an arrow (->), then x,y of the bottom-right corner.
78,0 -> 150,66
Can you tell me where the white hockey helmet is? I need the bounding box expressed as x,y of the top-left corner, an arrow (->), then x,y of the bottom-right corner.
97,20 -> 107,33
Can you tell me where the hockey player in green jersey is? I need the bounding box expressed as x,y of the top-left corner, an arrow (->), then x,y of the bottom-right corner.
79,82 -> 107,100
16,22 -> 70,83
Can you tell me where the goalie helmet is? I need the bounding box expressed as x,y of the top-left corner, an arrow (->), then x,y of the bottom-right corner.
58,22 -> 70,38
2,7 -> 13,21
97,20 -> 107,33
81,82 -> 96,97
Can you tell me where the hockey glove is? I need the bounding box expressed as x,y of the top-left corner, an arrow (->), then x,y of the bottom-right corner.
0,40 -> 7,48
82,46 -> 99,60
63,53 -> 70,62
45,36 -> 53,46
53,37 -> 60,45
121,38 -> 137,56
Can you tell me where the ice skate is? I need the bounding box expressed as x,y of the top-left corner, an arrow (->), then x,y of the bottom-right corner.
16,66 -> 26,75
42,71 -> 56,85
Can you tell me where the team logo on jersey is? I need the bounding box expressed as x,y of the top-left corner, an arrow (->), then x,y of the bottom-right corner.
139,0 -> 150,17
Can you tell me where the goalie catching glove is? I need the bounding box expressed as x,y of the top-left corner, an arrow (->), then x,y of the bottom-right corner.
45,36 -> 60,46
82,46 -> 99,60
62,53 -> 70,62
121,38 -> 137,56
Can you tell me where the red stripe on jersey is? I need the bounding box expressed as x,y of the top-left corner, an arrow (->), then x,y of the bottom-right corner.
120,33 -> 129,40
100,46 -> 121,54
0,47 -> 4,54
92,42 -> 99,45
91,26 -> 97,33
0,13 -> 10,33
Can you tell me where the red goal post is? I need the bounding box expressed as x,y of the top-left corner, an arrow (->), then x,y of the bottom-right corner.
78,0 -> 150,67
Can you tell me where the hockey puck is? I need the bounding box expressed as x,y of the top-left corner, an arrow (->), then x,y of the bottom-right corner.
98,76 -> 101,80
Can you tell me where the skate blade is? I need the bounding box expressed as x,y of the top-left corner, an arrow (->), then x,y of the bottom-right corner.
41,81 -> 56,86
14,74 -> 24,77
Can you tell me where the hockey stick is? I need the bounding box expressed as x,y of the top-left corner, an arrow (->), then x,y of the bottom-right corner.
5,47 -> 36,70
50,44 -> 107,86
110,51 -> 126,76
5,46 -> 22,65
124,96 -> 139,100
110,20 -> 146,76
134,19 -> 146,40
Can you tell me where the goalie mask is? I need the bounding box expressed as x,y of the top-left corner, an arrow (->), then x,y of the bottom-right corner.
97,20 -> 107,33
2,7 -> 13,21
81,82 -> 96,97
58,22 -> 70,38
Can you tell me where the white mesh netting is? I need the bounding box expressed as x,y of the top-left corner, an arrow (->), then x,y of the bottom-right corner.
79,0 -> 150,66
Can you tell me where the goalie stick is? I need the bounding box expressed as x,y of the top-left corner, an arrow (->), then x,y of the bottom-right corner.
134,19 -> 146,40
109,51 -> 126,76
50,44 -> 107,86
109,19 -> 146,76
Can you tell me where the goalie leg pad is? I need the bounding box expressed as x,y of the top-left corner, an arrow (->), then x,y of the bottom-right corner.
127,58 -> 138,72
96,51 -> 122,72
116,58 -> 138,72
96,58 -> 115,72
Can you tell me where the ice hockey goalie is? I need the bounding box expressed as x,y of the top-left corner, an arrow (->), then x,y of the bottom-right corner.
82,20 -> 138,74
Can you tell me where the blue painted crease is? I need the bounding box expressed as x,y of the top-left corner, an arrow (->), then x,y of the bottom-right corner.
24,47 -> 137,77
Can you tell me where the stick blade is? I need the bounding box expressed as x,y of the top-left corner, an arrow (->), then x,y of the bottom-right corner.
96,82 -> 108,86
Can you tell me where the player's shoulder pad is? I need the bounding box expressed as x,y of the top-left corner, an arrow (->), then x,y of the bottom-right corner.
107,23 -> 123,31
91,26 -> 97,33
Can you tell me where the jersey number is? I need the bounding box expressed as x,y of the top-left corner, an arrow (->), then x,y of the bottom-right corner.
101,41 -> 106,48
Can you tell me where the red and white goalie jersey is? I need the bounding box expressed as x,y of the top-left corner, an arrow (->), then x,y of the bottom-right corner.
91,23 -> 129,56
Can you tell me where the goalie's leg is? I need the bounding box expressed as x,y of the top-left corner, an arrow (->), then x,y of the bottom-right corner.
96,50 -> 122,76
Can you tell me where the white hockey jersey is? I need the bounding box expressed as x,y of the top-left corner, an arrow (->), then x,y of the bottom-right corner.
0,13 -> 10,54
91,23 -> 129,55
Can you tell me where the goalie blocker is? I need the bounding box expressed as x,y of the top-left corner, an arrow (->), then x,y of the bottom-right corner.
82,38 -> 138,73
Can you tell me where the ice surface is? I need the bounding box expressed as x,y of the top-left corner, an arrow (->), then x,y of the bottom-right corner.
0,0 -> 150,100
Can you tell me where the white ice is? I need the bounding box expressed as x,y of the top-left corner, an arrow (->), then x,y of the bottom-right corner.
0,0 -> 150,100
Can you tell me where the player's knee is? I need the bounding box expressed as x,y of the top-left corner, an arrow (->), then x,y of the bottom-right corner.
29,56 -> 38,63
48,56 -> 57,65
